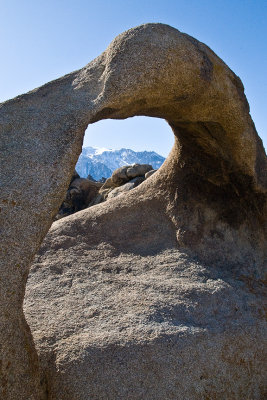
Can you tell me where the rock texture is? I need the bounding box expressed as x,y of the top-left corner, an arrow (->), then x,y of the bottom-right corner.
57,172 -> 102,219
0,23 -> 266,399
106,177 -> 143,199
126,163 -> 152,179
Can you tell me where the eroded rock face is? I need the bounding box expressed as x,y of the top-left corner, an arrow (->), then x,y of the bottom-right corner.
0,23 -> 266,399
57,173 -> 102,219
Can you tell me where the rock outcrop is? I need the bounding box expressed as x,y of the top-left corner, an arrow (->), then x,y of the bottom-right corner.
109,163 -> 152,186
57,165 -> 154,218
0,23 -> 266,399
107,176 -> 145,199
99,163 -> 152,200
56,171 -> 102,219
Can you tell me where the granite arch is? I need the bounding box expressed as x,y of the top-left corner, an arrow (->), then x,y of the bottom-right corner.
0,23 -> 266,399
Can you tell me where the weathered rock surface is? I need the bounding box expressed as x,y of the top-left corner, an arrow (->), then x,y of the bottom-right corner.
25,230 -> 267,399
126,163 -> 152,179
0,23 -> 266,399
145,169 -> 157,179
107,180 -> 135,199
57,175 -> 102,219
130,176 -> 145,187
96,166 -> 148,201
111,165 -> 130,185
111,163 -> 153,185
99,176 -> 114,191
106,176 -> 145,200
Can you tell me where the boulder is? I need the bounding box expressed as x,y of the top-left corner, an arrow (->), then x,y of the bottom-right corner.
99,177 -> 116,191
126,163 -> 153,179
98,188 -> 112,200
107,181 -> 135,199
57,177 -> 102,218
1,23 -> 266,399
145,169 -> 157,179
88,192 -> 104,206
111,165 -> 130,185
129,176 -> 145,187
107,177 -> 145,200
98,177 -> 118,200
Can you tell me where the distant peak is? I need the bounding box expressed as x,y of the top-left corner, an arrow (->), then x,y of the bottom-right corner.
82,146 -> 163,156
94,147 -> 112,155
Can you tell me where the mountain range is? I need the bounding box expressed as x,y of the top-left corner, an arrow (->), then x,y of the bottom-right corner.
76,147 -> 166,180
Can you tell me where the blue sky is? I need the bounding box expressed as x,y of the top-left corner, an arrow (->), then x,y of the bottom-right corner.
1,0 -> 266,156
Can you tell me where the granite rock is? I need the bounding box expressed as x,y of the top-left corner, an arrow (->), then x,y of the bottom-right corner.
145,169 -> 157,179
111,165 -> 130,186
0,23 -> 266,399
107,181 -> 135,199
126,163 -> 153,179
99,177 -> 116,192
57,177 -> 101,218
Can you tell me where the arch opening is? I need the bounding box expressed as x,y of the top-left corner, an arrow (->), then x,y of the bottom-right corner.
80,115 -> 174,180
83,116 -> 174,159
56,116 -> 174,219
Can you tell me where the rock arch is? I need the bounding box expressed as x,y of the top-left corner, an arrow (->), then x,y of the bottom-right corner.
0,23 -> 266,399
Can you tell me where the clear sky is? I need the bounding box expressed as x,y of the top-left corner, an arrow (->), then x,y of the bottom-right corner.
1,0 -> 266,157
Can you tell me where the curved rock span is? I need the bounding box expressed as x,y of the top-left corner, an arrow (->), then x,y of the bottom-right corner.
0,23 -> 266,399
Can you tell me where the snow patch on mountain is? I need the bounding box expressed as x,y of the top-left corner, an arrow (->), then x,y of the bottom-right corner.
76,146 -> 166,180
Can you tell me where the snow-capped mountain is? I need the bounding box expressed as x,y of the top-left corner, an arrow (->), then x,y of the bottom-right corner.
76,147 -> 166,180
